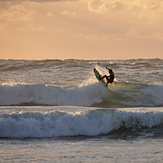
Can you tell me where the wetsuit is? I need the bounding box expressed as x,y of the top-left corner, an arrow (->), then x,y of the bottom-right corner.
103,71 -> 114,84
100,68 -> 114,85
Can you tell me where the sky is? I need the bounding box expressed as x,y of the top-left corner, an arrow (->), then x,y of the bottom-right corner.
0,0 -> 163,60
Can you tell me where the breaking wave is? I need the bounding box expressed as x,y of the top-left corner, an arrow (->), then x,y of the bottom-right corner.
0,82 -> 163,107
0,107 -> 163,138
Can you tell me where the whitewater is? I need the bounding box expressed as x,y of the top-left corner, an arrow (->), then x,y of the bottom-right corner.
0,59 -> 163,162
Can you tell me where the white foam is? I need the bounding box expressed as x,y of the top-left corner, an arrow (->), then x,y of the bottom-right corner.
0,107 -> 163,138
0,82 -> 163,107
0,83 -> 107,106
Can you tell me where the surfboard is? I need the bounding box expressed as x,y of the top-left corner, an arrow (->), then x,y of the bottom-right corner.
94,68 -> 106,85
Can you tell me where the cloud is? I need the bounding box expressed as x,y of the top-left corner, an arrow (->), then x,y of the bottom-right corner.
0,0 -> 76,3
87,0 -> 163,38
88,0 -> 107,13
0,1 -> 32,25
88,0 -> 124,13
88,0 -> 163,13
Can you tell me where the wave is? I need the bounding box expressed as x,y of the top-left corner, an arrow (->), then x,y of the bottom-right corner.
0,83 -> 107,106
1,59 -> 162,73
0,107 -> 163,138
0,82 -> 163,107
0,59 -> 90,72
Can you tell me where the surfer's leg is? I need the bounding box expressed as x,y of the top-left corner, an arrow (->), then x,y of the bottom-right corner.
105,76 -> 109,81
100,75 -> 107,80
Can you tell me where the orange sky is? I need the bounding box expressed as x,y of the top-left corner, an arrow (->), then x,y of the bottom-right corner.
0,0 -> 163,60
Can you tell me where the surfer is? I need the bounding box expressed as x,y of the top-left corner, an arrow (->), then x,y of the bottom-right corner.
100,67 -> 114,86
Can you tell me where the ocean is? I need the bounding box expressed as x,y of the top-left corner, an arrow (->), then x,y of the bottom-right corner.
0,59 -> 163,162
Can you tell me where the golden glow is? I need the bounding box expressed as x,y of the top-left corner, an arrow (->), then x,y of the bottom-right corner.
0,0 -> 163,60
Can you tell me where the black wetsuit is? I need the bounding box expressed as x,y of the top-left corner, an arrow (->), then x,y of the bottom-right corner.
103,71 -> 114,84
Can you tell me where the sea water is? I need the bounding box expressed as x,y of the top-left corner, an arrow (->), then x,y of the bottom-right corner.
0,59 -> 163,162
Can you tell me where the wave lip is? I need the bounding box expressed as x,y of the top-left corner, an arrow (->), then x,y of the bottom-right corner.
0,108 -> 163,139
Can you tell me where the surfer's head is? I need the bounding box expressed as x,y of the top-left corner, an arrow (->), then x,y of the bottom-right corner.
109,69 -> 113,73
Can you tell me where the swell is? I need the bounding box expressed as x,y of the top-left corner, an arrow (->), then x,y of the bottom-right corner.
0,59 -> 64,72
1,58 -> 162,71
